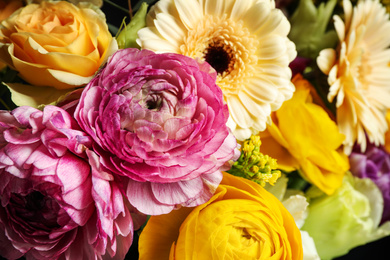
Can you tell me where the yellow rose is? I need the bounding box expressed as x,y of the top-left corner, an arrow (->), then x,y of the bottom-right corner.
0,0 -> 23,70
0,1 -> 117,90
0,0 -> 22,21
139,172 -> 303,260
259,74 -> 349,195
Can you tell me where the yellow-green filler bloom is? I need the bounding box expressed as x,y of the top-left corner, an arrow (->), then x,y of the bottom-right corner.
228,135 -> 281,186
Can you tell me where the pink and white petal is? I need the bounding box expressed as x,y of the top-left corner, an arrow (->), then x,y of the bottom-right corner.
126,180 -> 174,215
151,178 -> 203,205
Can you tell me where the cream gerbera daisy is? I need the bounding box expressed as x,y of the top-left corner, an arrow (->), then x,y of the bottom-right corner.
317,0 -> 390,154
136,0 -> 297,140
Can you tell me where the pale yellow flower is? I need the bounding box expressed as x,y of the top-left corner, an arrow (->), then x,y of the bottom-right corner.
317,0 -> 390,154
136,0 -> 297,140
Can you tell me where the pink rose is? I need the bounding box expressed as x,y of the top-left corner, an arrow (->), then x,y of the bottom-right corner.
0,106 -> 143,260
74,48 -> 237,215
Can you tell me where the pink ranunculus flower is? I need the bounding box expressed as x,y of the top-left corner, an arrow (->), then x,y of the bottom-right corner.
0,106 -> 143,260
74,48 -> 237,215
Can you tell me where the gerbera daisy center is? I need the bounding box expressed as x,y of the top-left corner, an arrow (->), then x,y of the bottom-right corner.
180,15 -> 258,95
203,40 -> 234,75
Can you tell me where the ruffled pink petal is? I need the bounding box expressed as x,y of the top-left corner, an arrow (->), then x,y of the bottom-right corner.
126,180 -> 175,215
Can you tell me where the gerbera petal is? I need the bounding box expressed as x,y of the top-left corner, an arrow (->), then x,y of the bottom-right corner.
203,0 -> 223,16
333,15 -> 345,42
154,13 -> 186,44
227,95 -> 254,128
254,9 -> 290,37
257,36 -> 288,60
174,0 -> 202,30
238,91 -> 269,119
230,0 -> 254,20
317,48 -> 336,75
241,2 -> 270,34
244,75 -> 278,103
141,39 -> 179,53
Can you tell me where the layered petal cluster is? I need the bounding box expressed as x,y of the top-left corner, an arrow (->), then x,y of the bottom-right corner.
74,48 -> 237,215
138,172 -> 303,260
0,1 -> 117,90
317,0 -> 390,154
350,142 -> 390,224
302,173 -> 390,260
137,0 -> 297,140
0,106 -> 139,260
259,75 -> 349,195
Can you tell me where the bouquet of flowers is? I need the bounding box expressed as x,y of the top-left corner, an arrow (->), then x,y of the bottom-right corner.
1,0 -> 390,259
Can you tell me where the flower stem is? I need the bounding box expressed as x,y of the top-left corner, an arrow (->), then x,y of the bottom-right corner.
128,0 -> 133,19
0,98 -> 11,110
103,0 -> 129,14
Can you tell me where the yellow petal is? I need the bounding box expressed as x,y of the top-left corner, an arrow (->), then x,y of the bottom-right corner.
5,82 -> 74,108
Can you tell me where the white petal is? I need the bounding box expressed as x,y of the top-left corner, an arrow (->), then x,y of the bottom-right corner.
140,38 -> 179,53
333,15 -> 345,42
238,91 -> 270,119
174,0 -> 202,30
256,35 -> 287,60
244,75 -> 278,103
203,0 -> 223,16
342,0 -> 353,29
230,0 -> 255,21
241,2 -> 270,34
254,9 -> 290,37
301,231 -> 321,260
227,95 -> 254,128
154,13 -> 186,45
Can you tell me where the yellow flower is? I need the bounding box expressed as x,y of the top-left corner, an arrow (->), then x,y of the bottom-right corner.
136,0 -> 297,141
0,0 -> 23,70
139,172 -> 303,260
0,0 -> 22,21
385,110 -> 390,153
0,1 -> 117,90
259,75 -> 349,195
317,0 -> 390,154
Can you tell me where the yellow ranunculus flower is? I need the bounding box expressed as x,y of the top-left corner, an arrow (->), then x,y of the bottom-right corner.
259,74 -> 349,195
139,172 -> 303,260
0,1 -> 117,90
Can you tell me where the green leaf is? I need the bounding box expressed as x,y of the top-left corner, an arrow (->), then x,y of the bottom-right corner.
5,83 -> 74,108
116,2 -> 148,49
289,0 -> 338,59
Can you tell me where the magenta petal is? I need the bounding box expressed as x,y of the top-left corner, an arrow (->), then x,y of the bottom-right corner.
0,221 -> 25,259
57,153 -> 91,193
126,180 -> 174,215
